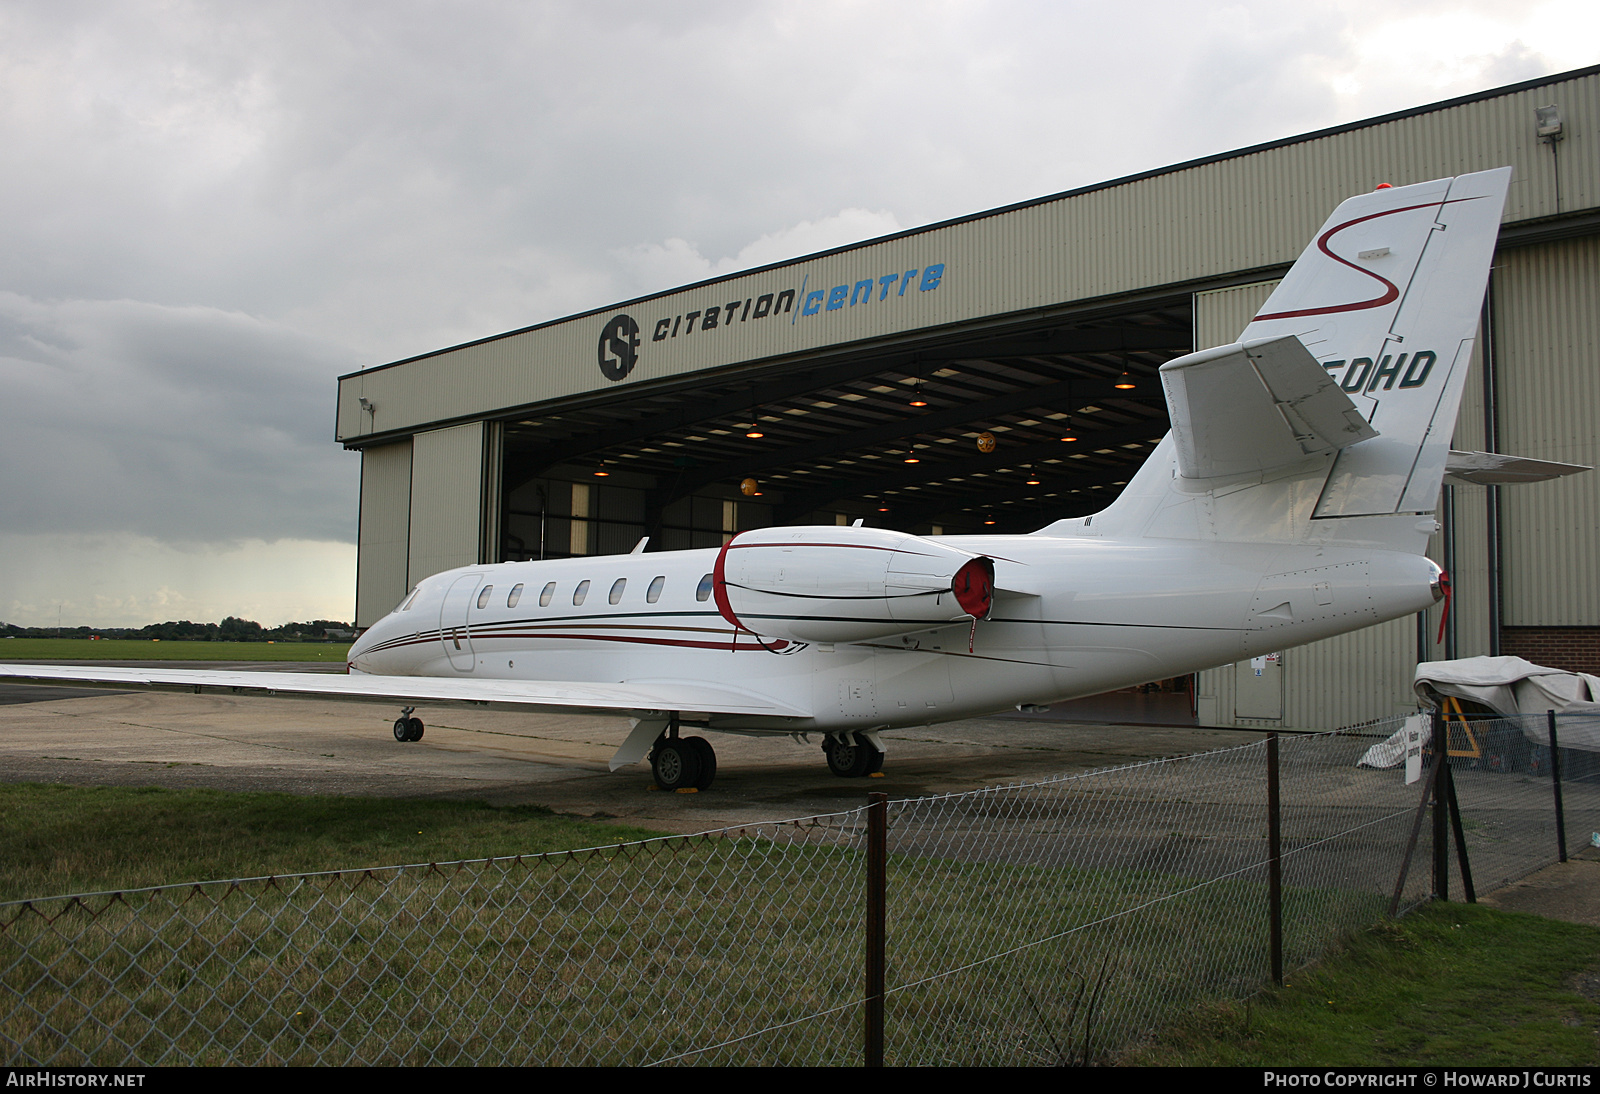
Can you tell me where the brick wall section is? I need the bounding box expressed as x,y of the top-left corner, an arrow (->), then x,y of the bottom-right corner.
1500,628 -> 1600,675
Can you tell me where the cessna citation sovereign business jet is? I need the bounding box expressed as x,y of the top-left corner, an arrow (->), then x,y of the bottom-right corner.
7,168 -> 1573,792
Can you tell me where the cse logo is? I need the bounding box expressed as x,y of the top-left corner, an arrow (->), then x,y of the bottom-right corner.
597,314 -> 640,381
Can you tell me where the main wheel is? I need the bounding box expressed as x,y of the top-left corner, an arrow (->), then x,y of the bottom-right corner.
824,735 -> 874,778
651,739 -> 702,791
683,736 -> 717,790
393,717 -> 410,742
406,718 -> 424,742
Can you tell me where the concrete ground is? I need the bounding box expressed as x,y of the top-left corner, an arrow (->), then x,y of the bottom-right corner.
1478,852 -> 1600,928
0,670 -> 1262,834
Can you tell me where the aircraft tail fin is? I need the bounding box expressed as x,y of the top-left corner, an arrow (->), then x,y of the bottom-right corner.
1243,167 -> 1510,520
1046,168 -> 1513,551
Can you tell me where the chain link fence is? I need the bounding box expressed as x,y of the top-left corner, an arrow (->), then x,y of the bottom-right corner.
5,717 -> 1594,1066
1415,711 -> 1600,898
880,730 -> 1430,1064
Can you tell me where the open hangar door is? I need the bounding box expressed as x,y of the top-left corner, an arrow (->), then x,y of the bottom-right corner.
494,298 -> 1192,560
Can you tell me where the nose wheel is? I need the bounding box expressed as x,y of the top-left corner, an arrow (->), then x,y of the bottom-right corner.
392,706 -> 424,742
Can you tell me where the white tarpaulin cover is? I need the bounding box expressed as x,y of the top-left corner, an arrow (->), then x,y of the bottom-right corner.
1413,656 -> 1600,722
1361,657 -> 1600,767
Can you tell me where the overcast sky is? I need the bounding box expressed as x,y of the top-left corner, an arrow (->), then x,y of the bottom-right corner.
1,0 -> 1594,628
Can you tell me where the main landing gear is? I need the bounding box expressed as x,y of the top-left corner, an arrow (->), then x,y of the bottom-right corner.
649,714 -> 717,792
823,732 -> 883,778
392,706 -> 424,742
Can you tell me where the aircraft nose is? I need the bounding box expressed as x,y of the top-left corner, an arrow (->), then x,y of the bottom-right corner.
346,627 -> 376,670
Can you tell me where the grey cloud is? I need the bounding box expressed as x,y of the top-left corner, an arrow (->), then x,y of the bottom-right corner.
0,293 -> 358,544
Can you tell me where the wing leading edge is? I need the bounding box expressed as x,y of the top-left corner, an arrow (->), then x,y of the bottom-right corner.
0,664 -> 811,720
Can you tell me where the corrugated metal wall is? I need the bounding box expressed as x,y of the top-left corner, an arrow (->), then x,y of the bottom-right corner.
355,440 -> 413,628
406,423 -> 488,589
1494,235 -> 1600,625
1443,331 -> 1493,662
1193,281 -> 1277,350
479,421 -> 503,565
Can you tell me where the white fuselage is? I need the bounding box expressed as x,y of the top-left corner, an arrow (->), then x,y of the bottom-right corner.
347,531 -> 1441,737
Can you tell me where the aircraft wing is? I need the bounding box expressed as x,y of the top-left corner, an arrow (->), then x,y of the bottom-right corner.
1160,334 -> 1379,479
0,663 -> 811,719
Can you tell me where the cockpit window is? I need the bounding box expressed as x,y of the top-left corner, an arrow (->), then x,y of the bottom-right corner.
573,579 -> 590,606
609,578 -> 626,605
506,583 -> 524,608
398,588 -> 420,612
539,581 -> 555,607
696,573 -> 714,602
476,585 -> 494,609
646,576 -> 665,603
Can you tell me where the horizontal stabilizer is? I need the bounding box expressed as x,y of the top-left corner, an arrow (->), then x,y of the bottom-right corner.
1443,450 -> 1592,486
1160,335 -> 1378,480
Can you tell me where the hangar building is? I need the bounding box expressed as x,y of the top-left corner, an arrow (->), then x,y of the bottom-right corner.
336,66 -> 1600,731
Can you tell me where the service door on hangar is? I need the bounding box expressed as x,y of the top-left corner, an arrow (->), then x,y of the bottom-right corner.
1234,652 -> 1284,721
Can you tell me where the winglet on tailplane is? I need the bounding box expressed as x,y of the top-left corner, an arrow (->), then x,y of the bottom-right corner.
1069,168 -> 1514,553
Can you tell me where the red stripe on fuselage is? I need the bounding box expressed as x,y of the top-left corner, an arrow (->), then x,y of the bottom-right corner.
367,628 -> 787,655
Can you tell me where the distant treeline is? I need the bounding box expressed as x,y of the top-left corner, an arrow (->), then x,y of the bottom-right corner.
0,617 -> 356,642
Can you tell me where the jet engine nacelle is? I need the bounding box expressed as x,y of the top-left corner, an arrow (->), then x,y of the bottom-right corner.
712,525 -> 994,644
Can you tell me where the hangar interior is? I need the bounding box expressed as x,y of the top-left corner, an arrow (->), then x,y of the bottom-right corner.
496,302 -> 1190,558
338,66 -> 1600,731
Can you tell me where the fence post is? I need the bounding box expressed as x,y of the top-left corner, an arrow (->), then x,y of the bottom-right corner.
1442,745 -> 1477,903
865,791 -> 888,1068
1548,710 -> 1568,864
1390,713 -> 1446,916
1267,731 -> 1283,986
1433,707 -> 1449,902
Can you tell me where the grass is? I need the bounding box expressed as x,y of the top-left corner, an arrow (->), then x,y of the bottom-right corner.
1124,901 -> 1600,1066
1,785 -> 865,1066
0,783 -> 666,903
4,784 -> 1598,1066
0,638 -> 350,662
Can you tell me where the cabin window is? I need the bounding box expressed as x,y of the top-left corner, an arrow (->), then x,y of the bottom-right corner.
573,579 -> 590,606
476,585 -> 494,609
696,573 -> 714,602
609,578 -> 626,604
539,582 -> 556,607
506,583 -> 523,608
646,576 -> 665,604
